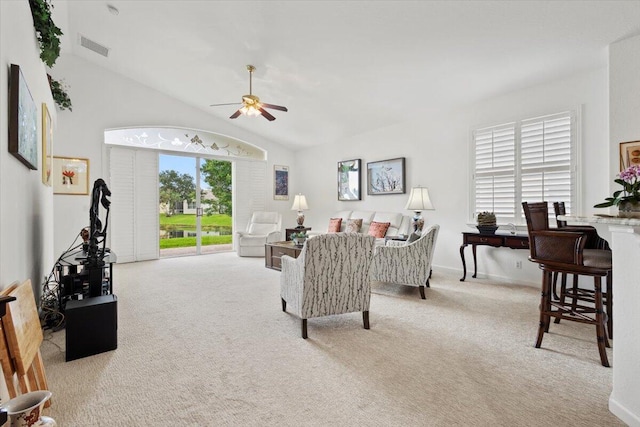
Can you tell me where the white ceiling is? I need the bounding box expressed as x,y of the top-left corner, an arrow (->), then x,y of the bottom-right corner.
56,1 -> 640,151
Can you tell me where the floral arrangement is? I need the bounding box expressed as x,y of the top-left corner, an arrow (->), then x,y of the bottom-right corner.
594,165 -> 640,208
290,231 -> 307,239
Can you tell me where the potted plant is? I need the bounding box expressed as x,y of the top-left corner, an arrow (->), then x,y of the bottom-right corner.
290,231 -> 307,246
476,211 -> 498,235
594,165 -> 640,218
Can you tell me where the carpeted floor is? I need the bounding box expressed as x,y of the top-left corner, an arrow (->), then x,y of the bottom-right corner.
40,253 -> 622,426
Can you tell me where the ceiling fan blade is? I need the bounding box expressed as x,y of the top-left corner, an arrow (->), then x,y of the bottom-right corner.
261,103 -> 288,112
230,110 -> 242,119
259,108 -> 276,121
210,102 -> 241,107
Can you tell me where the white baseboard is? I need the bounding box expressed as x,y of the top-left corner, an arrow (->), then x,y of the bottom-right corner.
610,396 -> 640,427
433,264 -> 538,287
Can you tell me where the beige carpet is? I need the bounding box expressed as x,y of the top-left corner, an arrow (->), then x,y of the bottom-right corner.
40,253 -> 622,426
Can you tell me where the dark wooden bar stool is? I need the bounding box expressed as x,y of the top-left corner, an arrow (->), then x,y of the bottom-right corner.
523,202 -> 612,367
553,202 -> 613,339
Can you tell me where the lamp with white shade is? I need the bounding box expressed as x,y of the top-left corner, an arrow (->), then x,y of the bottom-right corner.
405,187 -> 434,233
291,193 -> 309,228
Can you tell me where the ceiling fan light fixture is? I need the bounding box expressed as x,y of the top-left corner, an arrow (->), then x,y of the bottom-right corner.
240,105 -> 261,117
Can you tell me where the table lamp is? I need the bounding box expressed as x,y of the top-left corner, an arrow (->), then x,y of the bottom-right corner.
291,193 -> 309,228
405,187 -> 434,233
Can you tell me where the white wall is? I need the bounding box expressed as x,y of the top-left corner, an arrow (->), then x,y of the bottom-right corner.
0,1 -> 56,295
608,34 -> 640,427
294,66 -> 609,285
51,54 -> 295,257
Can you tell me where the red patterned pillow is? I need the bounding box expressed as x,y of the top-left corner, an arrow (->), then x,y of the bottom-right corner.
328,218 -> 342,233
345,218 -> 363,233
368,221 -> 391,238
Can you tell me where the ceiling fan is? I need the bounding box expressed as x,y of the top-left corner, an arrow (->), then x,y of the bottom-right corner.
210,65 -> 288,121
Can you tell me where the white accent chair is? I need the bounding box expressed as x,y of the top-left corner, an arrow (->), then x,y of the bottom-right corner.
236,211 -> 282,257
280,233 -> 376,338
371,224 -> 440,299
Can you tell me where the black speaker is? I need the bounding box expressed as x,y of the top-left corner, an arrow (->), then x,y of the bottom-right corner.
65,295 -> 118,362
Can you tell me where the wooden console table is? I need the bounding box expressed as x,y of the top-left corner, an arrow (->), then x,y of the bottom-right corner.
459,232 -> 529,281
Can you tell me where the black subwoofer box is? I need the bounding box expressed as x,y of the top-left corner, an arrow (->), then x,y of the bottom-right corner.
65,294 -> 118,362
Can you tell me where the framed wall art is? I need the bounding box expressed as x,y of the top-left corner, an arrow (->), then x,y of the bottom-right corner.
338,159 -> 361,201
367,157 -> 406,195
42,103 -> 53,186
8,64 -> 38,170
620,140 -> 640,170
53,157 -> 89,195
274,165 -> 289,200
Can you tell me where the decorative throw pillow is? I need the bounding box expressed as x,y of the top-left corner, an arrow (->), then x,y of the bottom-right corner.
327,218 -> 342,233
345,218 -> 363,233
368,221 -> 391,238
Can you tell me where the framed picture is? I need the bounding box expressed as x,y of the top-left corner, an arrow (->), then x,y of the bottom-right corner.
367,157 -> 406,195
274,165 -> 289,200
8,64 -> 38,170
53,157 -> 89,195
619,140 -> 640,170
42,103 -> 53,186
338,159 -> 361,201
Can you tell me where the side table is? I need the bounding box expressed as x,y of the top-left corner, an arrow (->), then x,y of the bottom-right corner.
286,227 -> 311,241
459,232 -> 529,281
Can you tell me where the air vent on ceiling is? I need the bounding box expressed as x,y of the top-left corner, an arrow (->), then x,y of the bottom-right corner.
79,34 -> 110,58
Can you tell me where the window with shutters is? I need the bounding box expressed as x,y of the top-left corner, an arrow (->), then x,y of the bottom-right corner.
471,111 -> 577,224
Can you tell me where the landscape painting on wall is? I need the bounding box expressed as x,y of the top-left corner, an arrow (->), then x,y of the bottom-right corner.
367,157 -> 406,195
53,157 -> 89,195
8,64 -> 38,170
338,159 -> 361,201
274,165 -> 289,200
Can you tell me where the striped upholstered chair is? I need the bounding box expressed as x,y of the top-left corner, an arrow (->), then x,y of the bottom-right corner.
280,233 -> 376,339
371,224 -> 440,299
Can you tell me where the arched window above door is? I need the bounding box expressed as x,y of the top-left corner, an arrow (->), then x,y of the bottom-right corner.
104,126 -> 266,161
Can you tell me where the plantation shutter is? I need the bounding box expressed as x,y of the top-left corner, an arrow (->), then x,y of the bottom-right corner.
520,112 -> 574,219
472,111 -> 576,223
109,147 -> 159,263
233,160 -> 267,251
473,124 -> 516,221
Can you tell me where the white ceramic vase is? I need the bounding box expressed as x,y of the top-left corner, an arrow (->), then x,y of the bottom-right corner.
0,391 -> 56,427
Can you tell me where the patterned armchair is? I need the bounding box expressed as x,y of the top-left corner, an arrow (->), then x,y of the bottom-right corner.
236,211 -> 282,257
371,224 -> 439,299
280,233 -> 376,339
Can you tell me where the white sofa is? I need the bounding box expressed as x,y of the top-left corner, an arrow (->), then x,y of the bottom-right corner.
310,210 -> 413,243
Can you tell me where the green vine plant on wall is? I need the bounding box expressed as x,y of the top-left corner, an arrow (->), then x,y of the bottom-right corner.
48,76 -> 72,111
29,0 -> 63,67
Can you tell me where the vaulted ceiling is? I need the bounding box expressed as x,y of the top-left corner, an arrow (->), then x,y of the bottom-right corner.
55,1 -> 640,150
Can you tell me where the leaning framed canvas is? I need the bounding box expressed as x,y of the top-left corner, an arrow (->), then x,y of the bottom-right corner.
53,157 -> 89,195
274,165 -> 289,200
42,103 -> 53,186
367,157 -> 406,195
620,140 -> 640,170
8,64 -> 38,170
338,159 -> 361,200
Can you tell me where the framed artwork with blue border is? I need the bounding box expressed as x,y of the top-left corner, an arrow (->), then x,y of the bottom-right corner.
8,64 -> 38,170
367,157 -> 406,195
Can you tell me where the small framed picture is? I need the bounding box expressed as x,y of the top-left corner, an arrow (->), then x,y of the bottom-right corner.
620,140 -> 640,170
53,157 -> 89,195
42,103 -> 53,186
274,165 -> 289,200
338,159 -> 361,201
367,157 -> 406,195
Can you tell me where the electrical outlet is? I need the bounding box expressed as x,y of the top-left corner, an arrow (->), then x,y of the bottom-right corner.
515,261 -> 522,269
